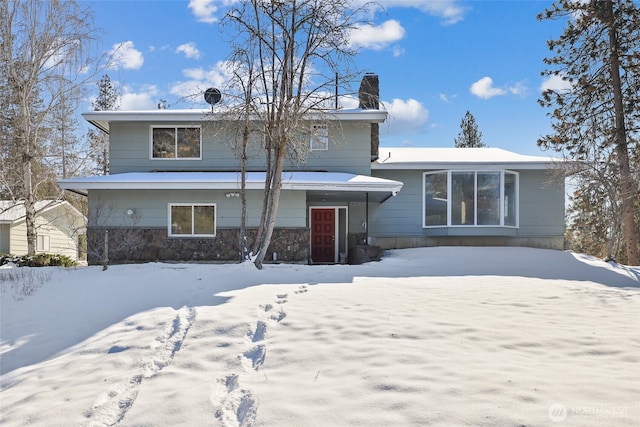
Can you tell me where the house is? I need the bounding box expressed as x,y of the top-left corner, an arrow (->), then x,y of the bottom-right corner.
0,200 -> 86,261
59,75 -> 564,264
369,147 -> 565,251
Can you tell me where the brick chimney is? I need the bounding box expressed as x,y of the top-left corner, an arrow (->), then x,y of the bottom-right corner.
358,73 -> 380,161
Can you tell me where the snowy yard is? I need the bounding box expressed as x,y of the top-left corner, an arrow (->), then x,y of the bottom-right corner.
1,247 -> 639,426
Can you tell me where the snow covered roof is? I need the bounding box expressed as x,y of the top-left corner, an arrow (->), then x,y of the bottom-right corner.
82,108 -> 388,134
59,171 -> 403,197
372,147 -> 560,170
0,200 -> 78,223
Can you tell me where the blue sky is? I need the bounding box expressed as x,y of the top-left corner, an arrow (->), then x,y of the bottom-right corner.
82,0 -> 571,155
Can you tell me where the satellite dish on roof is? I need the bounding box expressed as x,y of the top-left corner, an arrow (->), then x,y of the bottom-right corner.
204,87 -> 222,105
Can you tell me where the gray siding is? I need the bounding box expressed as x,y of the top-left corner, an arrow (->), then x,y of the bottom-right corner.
369,169 -> 424,236
89,189 -> 307,229
108,121 -> 372,175
0,224 -> 9,253
517,170 -> 565,237
369,169 -> 565,240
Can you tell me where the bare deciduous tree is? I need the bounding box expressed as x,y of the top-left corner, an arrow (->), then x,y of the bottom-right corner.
0,0 -> 100,255
221,0 -> 371,269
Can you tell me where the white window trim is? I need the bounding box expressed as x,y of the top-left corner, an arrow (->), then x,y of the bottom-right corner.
423,170 -> 519,228
36,234 -> 50,252
150,125 -> 202,160
168,203 -> 216,237
310,124 -> 329,151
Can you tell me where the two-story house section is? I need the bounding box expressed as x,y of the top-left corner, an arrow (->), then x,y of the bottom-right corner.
59,75 -> 403,264
60,74 -> 566,265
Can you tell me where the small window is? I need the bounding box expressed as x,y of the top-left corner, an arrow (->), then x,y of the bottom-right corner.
37,235 -> 50,252
310,124 -> 328,151
151,126 -> 201,159
168,204 -> 216,237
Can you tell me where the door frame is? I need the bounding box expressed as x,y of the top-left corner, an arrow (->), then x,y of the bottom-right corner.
309,206 -> 349,264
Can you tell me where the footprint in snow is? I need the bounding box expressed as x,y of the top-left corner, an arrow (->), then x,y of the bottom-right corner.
213,374 -> 258,427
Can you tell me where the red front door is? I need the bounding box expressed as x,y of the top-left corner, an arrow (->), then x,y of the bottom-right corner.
311,208 -> 335,263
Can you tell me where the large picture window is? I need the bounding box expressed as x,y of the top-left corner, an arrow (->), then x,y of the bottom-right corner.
423,171 -> 518,228
169,204 -> 216,237
151,126 -> 201,159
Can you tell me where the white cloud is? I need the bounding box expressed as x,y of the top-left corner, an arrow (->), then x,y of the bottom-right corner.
188,0 -> 239,24
439,93 -> 457,103
384,98 -> 430,134
353,0 -> 466,25
470,77 -> 506,100
508,80 -> 528,97
540,74 -> 573,93
108,41 -> 144,70
169,63 -> 230,102
392,46 -> 405,57
119,85 -> 159,110
176,42 -> 201,60
349,20 -> 406,50
340,95 -> 429,134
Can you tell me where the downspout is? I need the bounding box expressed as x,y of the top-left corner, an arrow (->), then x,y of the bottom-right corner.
365,192 -> 369,245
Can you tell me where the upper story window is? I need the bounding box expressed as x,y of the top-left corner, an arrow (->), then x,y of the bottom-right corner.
310,124 -> 328,151
151,126 -> 201,159
423,170 -> 518,228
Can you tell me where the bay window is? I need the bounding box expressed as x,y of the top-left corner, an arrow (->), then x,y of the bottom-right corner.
423,171 -> 518,228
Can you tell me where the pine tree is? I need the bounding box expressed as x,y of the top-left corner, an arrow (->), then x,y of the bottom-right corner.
88,75 -> 118,174
538,0 -> 639,264
454,111 -> 486,148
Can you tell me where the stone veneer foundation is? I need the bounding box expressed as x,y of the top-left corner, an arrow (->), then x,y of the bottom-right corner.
87,227 -> 310,264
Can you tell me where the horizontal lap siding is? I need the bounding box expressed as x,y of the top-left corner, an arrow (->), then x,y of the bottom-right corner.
370,170 -> 423,236
370,169 -> 565,239
300,123 -> 372,175
108,122 -> 372,175
89,189 -> 307,229
9,222 -> 28,254
517,170 -> 565,237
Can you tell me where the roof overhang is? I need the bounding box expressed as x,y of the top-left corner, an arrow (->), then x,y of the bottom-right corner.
82,108 -> 388,134
59,172 -> 403,202
373,147 -> 562,171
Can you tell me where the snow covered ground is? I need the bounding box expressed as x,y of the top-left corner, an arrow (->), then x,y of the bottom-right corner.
1,247 -> 638,426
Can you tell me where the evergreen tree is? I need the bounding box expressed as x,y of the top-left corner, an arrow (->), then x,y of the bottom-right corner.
454,111 -> 485,148
538,0 -> 639,264
88,75 -> 118,174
